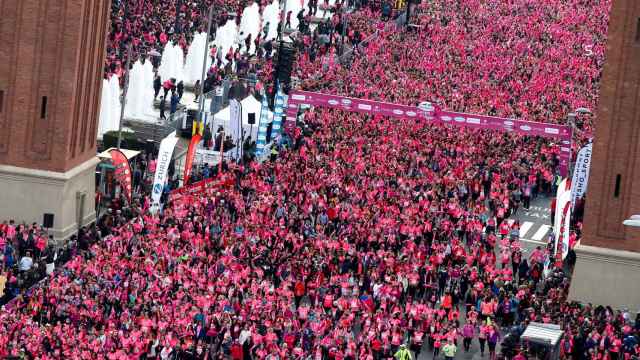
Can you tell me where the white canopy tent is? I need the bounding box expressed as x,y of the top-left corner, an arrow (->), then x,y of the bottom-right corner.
97,148 -> 141,160
521,322 -> 564,360
521,323 -> 563,346
212,95 -> 273,143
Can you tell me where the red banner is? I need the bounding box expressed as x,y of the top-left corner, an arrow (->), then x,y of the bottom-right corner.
109,149 -> 133,202
168,176 -> 234,202
183,134 -> 202,185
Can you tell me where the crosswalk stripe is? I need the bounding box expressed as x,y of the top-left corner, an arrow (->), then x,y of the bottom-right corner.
519,238 -> 547,246
531,225 -> 551,241
519,221 -> 534,238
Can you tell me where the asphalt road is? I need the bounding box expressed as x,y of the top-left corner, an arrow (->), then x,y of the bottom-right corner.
508,195 -> 553,256
413,196 -> 553,360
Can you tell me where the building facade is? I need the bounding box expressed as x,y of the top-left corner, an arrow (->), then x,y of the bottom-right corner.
569,0 -> 640,309
0,0 -> 110,239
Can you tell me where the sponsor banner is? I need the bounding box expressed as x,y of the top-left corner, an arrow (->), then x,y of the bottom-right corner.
255,93 -> 271,155
285,90 -> 573,176
436,110 -> 571,139
285,91 -> 570,138
210,87 -> 224,114
168,176 -> 234,202
272,89 -> 287,141
109,149 -> 133,202
230,99 -> 243,162
284,91 -> 437,129
571,143 -> 592,208
554,179 -> 572,260
560,202 -> 572,259
183,134 -> 202,185
195,148 -> 221,165
230,99 -> 242,144
151,132 -> 179,210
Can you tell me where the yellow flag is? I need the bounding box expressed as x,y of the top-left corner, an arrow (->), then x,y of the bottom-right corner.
192,119 -> 198,136
192,119 -> 204,136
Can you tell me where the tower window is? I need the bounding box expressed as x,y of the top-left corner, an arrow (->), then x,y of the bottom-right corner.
40,96 -> 47,119
614,174 -> 622,198
0,90 -> 4,113
636,18 -> 640,42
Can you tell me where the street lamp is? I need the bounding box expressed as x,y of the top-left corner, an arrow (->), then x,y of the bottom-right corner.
197,6 -> 215,127
117,44 -> 133,150
565,107 -> 593,179
623,214 -> 640,227
575,107 -> 592,114
567,107 -> 592,129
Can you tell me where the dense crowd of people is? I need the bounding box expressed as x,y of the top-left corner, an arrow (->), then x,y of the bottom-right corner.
105,0 -> 363,80
108,0 -> 370,123
2,0 -> 639,359
106,0 -> 237,79
0,223 -> 101,307
300,0 -> 606,149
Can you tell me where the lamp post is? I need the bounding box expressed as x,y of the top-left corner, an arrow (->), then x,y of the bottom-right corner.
117,44 -> 133,150
198,6 -> 215,125
340,13 -> 348,56
567,107 -> 592,129
566,107 -> 593,177
405,0 -> 411,27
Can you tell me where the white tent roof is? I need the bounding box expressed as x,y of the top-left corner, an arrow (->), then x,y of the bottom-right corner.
521,323 -> 563,347
97,148 -> 141,160
213,95 -> 271,124
212,95 -> 273,142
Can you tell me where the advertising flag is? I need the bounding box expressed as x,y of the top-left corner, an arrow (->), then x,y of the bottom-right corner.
256,93 -> 271,156
151,132 -> 179,211
183,134 -> 202,185
570,143 -> 592,209
109,149 -> 133,202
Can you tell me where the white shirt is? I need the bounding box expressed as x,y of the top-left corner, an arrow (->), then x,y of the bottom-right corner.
19,256 -> 33,271
160,346 -> 173,360
239,329 -> 252,345
373,283 -> 383,298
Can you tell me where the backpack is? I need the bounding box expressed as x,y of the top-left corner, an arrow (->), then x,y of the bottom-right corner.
382,4 -> 391,16
503,300 -> 511,314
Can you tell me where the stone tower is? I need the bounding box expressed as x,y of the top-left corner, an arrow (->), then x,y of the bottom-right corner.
569,0 -> 640,309
0,0 -> 110,239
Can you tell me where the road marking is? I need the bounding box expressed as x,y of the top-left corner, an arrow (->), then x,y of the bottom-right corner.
519,221 -> 534,238
526,206 -> 549,212
523,211 -> 550,219
519,238 -> 547,245
532,225 -> 551,241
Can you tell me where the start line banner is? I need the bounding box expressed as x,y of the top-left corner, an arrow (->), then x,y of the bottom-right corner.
285,90 -> 573,176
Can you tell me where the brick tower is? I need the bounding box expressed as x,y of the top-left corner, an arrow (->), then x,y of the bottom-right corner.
569,0 -> 640,309
0,0 -> 110,239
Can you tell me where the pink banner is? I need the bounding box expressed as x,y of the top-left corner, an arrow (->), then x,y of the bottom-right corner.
285,90 -> 572,176
284,91 -> 437,131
